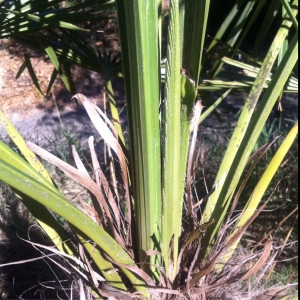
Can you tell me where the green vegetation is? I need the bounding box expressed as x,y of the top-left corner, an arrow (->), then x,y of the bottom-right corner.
0,0 -> 298,298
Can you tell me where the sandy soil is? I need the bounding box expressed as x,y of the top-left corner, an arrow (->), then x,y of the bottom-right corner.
0,36 -> 128,146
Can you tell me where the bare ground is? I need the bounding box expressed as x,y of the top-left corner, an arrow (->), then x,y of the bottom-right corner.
0,36 -> 128,147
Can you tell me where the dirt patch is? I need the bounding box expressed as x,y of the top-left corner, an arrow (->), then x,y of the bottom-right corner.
0,11 -> 122,124
0,36 -> 128,146
0,39 -> 102,117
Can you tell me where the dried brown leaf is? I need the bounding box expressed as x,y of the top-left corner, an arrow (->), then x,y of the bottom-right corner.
72,94 -> 131,230
227,139 -> 279,223
79,198 -> 99,224
252,284 -> 298,299
100,282 -> 134,299
239,240 -> 272,281
71,145 -> 89,176
103,254 -> 155,289
88,136 -> 122,233
190,198 -> 270,289
72,145 -> 103,225
177,219 -> 215,276
201,239 -> 273,293
26,141 -> 124,247
146,249 -> 162,256
187,101 -> 204,219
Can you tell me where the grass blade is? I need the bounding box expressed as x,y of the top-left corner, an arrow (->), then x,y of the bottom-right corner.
115,0 -> 162,279
220,122 -> 298,269
162,0 -> 182,278
0,140 -> 77,256
200,3 -> 298,258
0,158 -> 149,295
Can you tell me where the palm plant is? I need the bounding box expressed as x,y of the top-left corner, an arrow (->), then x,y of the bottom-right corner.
0,0 -> 298,298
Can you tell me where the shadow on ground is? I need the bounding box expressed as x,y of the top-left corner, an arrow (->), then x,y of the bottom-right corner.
0,190 -> 78,299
